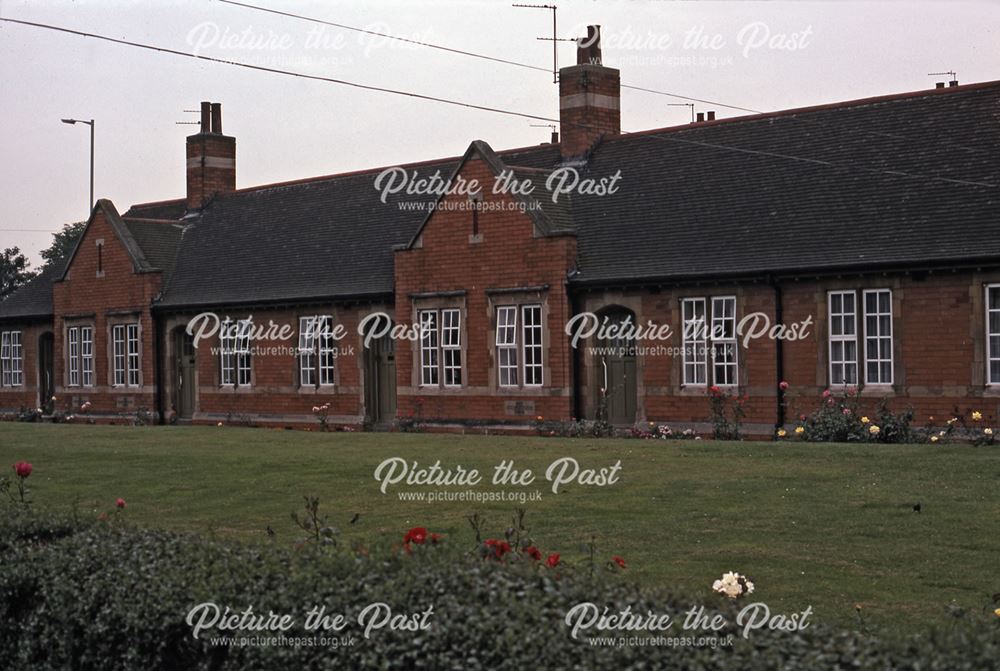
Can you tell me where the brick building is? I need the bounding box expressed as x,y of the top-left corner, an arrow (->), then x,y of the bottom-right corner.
2,27 -> 999,434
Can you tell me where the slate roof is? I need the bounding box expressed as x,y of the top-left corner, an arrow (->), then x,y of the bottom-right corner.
123,199 -> 187,221
0,258 -> 66,320
3,80 -> 999,319
570,81 -> 1000,284
123,220 -> 184,279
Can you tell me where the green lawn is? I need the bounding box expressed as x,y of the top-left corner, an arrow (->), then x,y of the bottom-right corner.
1,423 -> 998,633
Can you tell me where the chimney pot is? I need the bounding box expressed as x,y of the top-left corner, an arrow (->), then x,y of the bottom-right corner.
696,112 -> 705,122
706,111 -> 716,121
200,101 -> 211,133
211,102 -> 222,133
935,82 -> 945,89
551,130 -> 559,144
948,79 -> 959,87
577,25 -> 602,65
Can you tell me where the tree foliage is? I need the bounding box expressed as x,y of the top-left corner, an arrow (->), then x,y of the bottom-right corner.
0,247 -> 36,300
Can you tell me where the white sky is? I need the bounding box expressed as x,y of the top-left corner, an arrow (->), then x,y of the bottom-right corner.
1,0 -> 998,265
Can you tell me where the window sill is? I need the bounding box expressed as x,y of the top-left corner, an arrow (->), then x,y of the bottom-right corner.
859,384 -> 895,397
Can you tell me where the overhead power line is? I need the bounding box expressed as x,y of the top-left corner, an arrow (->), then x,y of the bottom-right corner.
0,17 -> 561,126
213,0 -> 987,154
216,0 -> 766,115
0,17 -> 994,189
217,0 -> 552,75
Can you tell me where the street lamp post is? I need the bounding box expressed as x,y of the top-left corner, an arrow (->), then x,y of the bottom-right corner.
61,118 -> 94,215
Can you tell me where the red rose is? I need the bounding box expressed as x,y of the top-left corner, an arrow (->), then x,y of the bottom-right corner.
116,498 -> 126,509
430,533 -> 443,544
524,545 -> 542,561
485,539 -> 511,559
709,385 -> 721,395
403,527 -> 428,545
779,381 -> 789,391
612,555 -> 627,569
13,462 -> 31,479
545,552 -> 560,568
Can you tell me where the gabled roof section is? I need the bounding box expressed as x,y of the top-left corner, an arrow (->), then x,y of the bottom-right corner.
123,219 -> 185,280
59,199 -> 163,279
404,140 -> 574,250
154,143 -> 559,309
123,198 -> 187,221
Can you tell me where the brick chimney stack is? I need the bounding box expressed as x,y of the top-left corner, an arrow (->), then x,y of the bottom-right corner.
558,25 -> 621,160
186,101 -> 236,210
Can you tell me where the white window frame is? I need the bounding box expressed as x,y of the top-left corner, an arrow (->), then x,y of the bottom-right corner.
418,310 -> 438,387
496,306 -> 518,387
1,330 -> 23,387
317,316 -> 336,386
986,285 -> 1000,385
298,316 -> 317,387
112,325 -> 126,386
710,296 -> 738,387
220,319 -> 252,387
126,323 -> 140,387
441,308 -> 462,387
68,326 -> 81,387
827,290 -> 858,386
0,331 -> 9,387
681,298 -> 707,386
862,289 -> 893,385
521,305 -> 543,387
81,326 -> 94,387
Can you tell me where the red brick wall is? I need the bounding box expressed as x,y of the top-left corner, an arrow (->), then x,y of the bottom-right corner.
0,321 -> 53,413
50,207 -> 162,418
393,155 -> 577,426
779,271 -> 1000,425
574,271 -> 1000,433
164,305 -> 378,426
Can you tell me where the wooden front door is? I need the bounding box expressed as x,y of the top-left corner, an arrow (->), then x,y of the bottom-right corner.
174,329 -> 196,418
38,332 -> 53,408
365,323 -> 396,426
598,310 -> 637,425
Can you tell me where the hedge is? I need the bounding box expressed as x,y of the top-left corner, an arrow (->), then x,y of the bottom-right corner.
0,512 -> 997,670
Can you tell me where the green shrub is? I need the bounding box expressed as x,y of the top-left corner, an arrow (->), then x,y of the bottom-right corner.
793,390 -> 917,443
0,512 -> 998,670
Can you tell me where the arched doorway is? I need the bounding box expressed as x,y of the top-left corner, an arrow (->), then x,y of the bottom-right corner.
37,332 -> 54,408
172,327 -> 197,419
595,307 -> 637,425
363,315 -> 396,426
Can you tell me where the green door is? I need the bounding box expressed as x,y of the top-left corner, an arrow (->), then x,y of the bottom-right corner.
174,329 -> 196,418
365,320 -> 396,425
598,310 -> 637,425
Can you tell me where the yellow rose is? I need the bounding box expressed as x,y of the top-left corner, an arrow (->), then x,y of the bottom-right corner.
995,607 -> 1000,618
777,429 -> 787,438
869,425 -> 881,435
972,411 -> 982,421
795,426 -> 805,435
985,428 -> 994,436
860,416 -> 870,424
930,435 -> 939,443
